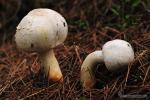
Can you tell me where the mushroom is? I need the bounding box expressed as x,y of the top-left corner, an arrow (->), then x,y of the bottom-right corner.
15,8 -> 68,82
80,39 -> 134,89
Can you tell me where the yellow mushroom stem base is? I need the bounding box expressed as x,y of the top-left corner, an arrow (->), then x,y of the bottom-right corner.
40,49 -> 63,82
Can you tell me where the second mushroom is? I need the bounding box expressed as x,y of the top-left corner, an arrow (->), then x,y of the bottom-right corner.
80,39 -> 134,89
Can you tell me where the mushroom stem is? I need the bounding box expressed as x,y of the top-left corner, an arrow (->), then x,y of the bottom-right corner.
40,49 -> 63,82
81,51 -> 103,89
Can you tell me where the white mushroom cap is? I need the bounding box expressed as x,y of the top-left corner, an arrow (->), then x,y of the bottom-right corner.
102,39 -> 134,71
15,8 -> 68,52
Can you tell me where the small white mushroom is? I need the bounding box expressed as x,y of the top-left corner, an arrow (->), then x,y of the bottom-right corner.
15,8 -> 68,82
80,39 -> 134,89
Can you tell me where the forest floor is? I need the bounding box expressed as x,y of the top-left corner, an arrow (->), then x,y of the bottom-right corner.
0,0 -> 150,99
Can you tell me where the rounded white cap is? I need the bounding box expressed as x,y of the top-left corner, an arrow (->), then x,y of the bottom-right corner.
102,39 -> 134,71
15,8 -> 68,52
